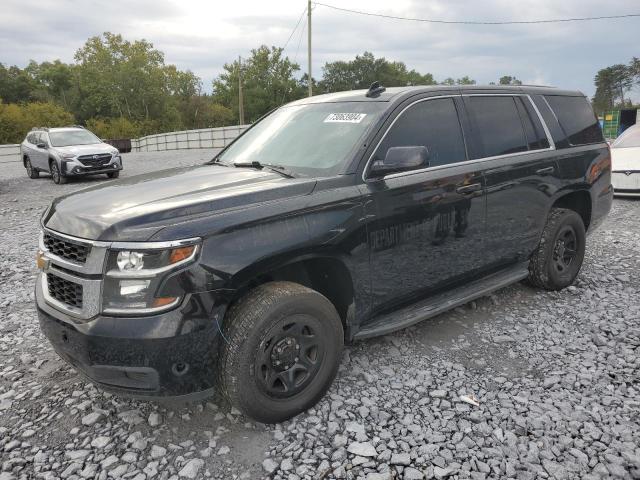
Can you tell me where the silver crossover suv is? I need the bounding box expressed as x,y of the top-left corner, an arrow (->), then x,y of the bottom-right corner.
21,126 -> 123,184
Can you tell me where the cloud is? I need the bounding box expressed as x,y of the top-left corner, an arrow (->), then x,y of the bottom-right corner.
0,0 -> 638,97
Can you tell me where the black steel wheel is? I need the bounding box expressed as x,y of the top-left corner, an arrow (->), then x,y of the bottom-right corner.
552,225 -> 578,274
528,207 -> 586,290
255,315 -> 326,398
219,281 -> 343,423
25,158 -> 39,179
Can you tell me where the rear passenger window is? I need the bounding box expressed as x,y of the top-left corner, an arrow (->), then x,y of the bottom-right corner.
467,96 -> 528,158
544,95 -> 603,145
375,98 -> 466,168
515,97 -> 550,150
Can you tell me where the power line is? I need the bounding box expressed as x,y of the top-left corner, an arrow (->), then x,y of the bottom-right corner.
313,2 -> 640,25
282,6 -> 308,52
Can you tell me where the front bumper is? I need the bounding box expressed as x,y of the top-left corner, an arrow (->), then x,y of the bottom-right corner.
36,277 -> 225,399
61,159 -> 123,177
612,171 -> 640,197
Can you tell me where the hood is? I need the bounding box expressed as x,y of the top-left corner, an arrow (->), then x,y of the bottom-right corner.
54,143 -> 117,156
611,147 -> 640,171
44,164 -> 317,241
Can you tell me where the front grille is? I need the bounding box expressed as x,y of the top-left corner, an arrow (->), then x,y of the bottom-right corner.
47,273 -> 83,309
44,233 -> 91,263
612,172 -> 640,191
77,153 -> 112,167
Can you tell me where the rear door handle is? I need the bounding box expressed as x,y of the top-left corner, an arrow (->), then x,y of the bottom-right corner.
536,166 -> 555,175
456,183 -> 482,194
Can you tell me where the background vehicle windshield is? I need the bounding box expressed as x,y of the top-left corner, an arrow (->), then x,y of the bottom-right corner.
217,102 -> 385,176
612,125 -> 640,149
49,130 -> 101,147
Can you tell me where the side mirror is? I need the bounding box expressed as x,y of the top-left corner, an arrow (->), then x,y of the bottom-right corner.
369,146 -> 429,178
37,143 -> 47,149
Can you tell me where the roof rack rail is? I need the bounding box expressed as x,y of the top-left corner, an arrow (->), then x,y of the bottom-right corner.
65,125 -> 85,129
30,127 -> 49,132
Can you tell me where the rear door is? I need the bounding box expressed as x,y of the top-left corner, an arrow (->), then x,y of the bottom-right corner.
463,94 -> 559,268
361,95 -> 487,319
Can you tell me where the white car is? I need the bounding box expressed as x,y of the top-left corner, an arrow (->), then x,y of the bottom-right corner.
611,124 -> 640,197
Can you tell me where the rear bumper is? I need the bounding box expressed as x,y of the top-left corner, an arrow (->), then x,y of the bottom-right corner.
36,279 -> 225,399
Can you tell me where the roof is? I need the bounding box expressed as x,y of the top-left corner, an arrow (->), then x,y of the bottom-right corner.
287,84 -> 585,107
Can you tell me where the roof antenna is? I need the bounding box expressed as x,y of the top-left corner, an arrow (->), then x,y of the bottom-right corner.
366,81 -> 386,98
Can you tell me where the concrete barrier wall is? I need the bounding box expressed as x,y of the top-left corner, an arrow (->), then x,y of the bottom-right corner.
0,144 -> 20,158
131,125 -> 250,152
0,124 -> 250,158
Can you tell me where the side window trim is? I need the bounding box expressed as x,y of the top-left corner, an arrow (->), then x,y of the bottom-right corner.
362,93 -> 556,182
525,95 -> 556,150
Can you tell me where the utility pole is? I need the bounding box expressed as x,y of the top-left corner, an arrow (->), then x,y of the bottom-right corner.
238,55 -> 245,125
307,0 -> 312,97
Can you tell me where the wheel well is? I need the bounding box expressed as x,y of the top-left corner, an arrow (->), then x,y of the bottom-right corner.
234,258 -> 355,330
552,190 -> 592,230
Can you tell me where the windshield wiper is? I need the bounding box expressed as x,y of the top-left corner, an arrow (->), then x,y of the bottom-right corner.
233,161 -> 297,178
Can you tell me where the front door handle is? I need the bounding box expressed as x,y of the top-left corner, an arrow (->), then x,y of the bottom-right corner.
536,166 -> 555,175
456,183 -> 482,194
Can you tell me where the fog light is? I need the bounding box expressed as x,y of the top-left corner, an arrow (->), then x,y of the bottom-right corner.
119,279 -> 150,296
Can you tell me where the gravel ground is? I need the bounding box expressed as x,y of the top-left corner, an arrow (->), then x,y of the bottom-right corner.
0,150 -> 639,480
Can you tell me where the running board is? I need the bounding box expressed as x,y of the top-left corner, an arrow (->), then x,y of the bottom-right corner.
353,263 -> 529,340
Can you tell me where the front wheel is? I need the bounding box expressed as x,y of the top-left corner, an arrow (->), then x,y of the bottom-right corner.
219,281 -> 343,423
50,162 -> 67,184
25,158 -> 39,179
107,171 -> 120,179
528,207 -> 586,290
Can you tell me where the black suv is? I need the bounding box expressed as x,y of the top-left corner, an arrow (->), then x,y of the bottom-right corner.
36,85 -> 612,423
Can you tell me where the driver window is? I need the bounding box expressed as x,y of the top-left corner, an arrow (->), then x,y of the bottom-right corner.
373,98 -> 467,168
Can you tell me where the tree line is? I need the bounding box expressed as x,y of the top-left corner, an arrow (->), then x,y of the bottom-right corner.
1,31 -> 528,144
592,58 -> 640,112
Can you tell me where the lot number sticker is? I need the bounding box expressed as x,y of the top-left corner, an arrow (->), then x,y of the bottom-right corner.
324,113 -> 367,123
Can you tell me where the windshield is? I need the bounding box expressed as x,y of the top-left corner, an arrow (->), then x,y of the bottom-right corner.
49,130 -> 101,147
217,102 -> 386,176
612,125 -> 640,149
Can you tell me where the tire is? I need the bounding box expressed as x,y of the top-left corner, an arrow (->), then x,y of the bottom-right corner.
107,171 -> 120,179
25,158 -> 39,179
528,207 -> 586,291
219,281 -> 344,423
50,162 -> 67,184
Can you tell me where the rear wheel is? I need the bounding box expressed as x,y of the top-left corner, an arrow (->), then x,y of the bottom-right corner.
50,162 -> 67,184
219,281 -> 343,423
528,207 -> 586,290
25,158 -> 39,179
107,171 -> 120,179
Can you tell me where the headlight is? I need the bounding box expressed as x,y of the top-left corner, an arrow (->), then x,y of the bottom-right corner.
102,241 -> 199,315
61,153 -> 76,159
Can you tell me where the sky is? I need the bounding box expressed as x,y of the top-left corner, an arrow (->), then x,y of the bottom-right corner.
1,0 -> 639,99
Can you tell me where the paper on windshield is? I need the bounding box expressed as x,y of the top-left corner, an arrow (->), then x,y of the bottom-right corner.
323,113 -> 367,123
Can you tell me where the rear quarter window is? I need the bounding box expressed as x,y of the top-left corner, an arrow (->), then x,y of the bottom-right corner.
544,95 -> 603,146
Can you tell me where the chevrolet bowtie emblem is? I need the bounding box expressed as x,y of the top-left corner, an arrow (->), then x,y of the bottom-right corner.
36,250 -> 50,270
